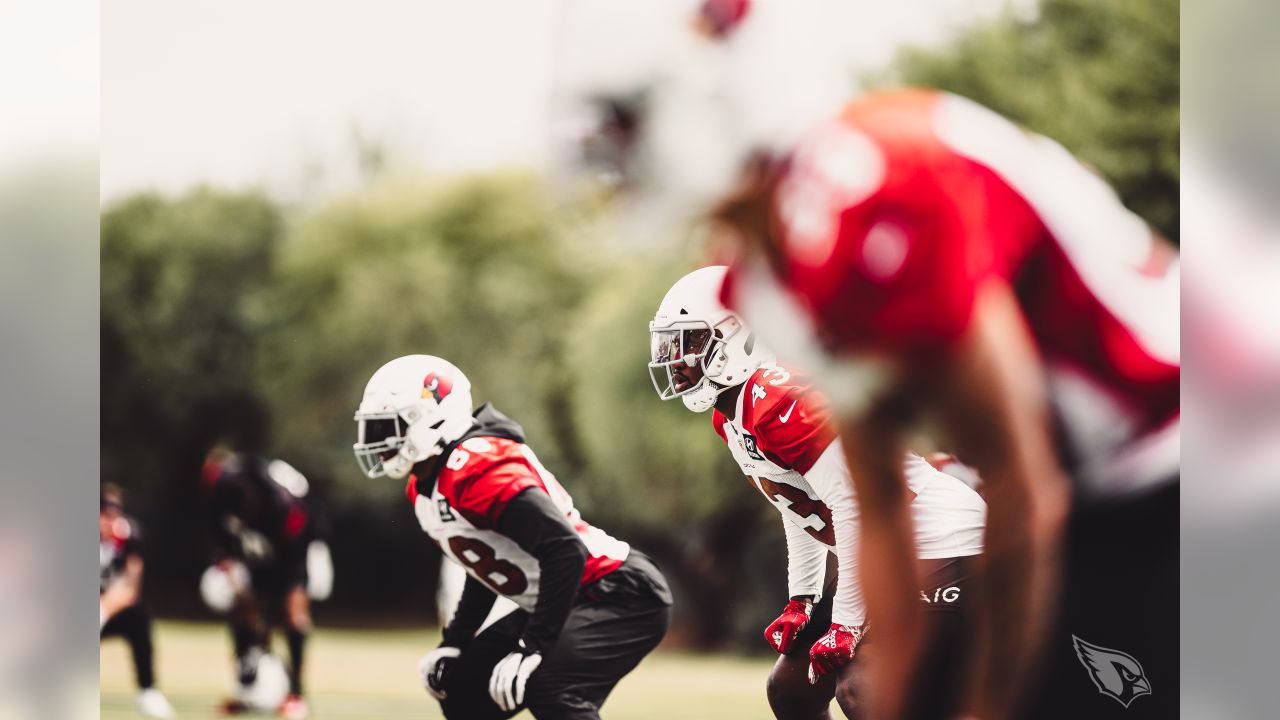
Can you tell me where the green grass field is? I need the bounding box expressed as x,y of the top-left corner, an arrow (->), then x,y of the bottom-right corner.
102,621 -> 795,719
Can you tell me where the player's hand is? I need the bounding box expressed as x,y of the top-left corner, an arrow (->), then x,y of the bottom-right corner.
305,540 -> 334,601
418,646 -> 461,700
488,642 -> 542,712
764,598 -> 813,654
807,623 -> 868,683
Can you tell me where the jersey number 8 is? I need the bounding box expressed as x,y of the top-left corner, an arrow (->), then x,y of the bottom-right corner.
447,536 -> 529,596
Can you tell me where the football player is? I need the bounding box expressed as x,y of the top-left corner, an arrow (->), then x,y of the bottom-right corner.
353,355 -> 672,720
100,484 -> 175,718
199,450 -> 334,719
714,89 -> 1179,720
650,266 -> 986,720
556,5 -> 1178,717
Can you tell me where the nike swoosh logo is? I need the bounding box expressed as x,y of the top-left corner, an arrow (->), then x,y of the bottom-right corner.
778,401 -> 798,424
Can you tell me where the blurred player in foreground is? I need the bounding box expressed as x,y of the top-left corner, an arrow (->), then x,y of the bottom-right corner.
714,88 -> 1178,720
650,266 -> 986,719
99,484 -> 175,718
555,3 -> 1177,718
353,354 -> 672,720
199,451 -> 334,719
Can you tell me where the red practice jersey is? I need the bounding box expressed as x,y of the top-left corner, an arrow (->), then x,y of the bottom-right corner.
712,363 -> 837,479
725,90 -> 1179,495
712,362 -> 986,625
407,436 -> 629,612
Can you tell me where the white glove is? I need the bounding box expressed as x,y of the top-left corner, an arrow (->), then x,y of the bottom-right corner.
306,541 -> 333,601
488,646 -> 542,712
418,646 -> 461,700
200,561 -> 249,613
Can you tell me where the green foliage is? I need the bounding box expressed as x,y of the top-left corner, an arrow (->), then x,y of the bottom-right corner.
101,189 -> 281,485
99,175 -> 745,523
256,174 -> 595,504
885,0 -> 1179,241
569,260 -> 743,527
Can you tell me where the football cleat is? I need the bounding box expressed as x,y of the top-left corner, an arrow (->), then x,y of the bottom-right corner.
278,694 -> 310,719
135,688 -> 175,718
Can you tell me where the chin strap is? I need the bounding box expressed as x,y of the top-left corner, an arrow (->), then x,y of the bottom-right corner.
682,379 -> 739,413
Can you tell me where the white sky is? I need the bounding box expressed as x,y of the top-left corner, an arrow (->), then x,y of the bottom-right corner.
99,0 -> 1019,202
0,0 -> 99,166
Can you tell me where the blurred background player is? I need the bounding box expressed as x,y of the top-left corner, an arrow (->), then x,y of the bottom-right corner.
199,450 -> 334,719
354,354 -> 672,720
100,483 -> 175,718
650,266 -> 986,719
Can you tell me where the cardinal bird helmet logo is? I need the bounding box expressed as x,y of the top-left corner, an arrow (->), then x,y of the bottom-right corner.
421,372 -> 453,402
1072,635 -> 1152,707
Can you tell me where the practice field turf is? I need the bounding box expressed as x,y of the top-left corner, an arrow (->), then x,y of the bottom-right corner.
101,620 -> 800,719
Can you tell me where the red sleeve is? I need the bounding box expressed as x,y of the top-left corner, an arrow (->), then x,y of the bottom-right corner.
438,439 -> 544,528
457,462 -> 543,528
754,384 -> 837,474
711,411 -> 728,442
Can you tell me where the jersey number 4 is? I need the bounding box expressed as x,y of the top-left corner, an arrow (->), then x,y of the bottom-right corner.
447,536 -> 529,596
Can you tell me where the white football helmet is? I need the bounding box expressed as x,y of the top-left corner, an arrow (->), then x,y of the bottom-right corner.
237,650 -> 289,711
353,355 -> 475,480
650,265 -> 773,412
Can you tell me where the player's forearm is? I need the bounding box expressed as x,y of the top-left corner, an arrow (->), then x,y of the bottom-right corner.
805,442 -> 867,627
839,419 -> 921,720
971,470 -> 1066,719
496,488 -> 588,654
859,486 -> 922,718
939,282 -> 1069,719
782,517 -> 828,600
441,574 -> 497,647
123,555 -> 144,591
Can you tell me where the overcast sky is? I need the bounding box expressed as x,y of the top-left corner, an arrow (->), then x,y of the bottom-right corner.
98,0 -> 1018,202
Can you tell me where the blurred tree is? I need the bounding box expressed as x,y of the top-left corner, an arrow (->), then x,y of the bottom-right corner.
885,0 -> 1179,242
101,189 -> 282,607
257,174 -> 590,497
99,176 -> 782,644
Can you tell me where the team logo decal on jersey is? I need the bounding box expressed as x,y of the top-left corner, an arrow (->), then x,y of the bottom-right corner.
437,498 -> 456,523
422,372 -> 453,402
741,433 -> 766,462
778,401 -> 798,423
919,585 -> 961,604
1072,635 -> 1152,707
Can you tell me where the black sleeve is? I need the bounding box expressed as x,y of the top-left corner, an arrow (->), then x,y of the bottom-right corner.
495,487 -> 589,655
440,573 -> 499,648
306,497 -> 332,544
207,481 -> 240,562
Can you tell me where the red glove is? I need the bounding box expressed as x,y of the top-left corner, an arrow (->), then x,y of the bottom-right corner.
763,599 -> 813,654
808,623 -> 868,683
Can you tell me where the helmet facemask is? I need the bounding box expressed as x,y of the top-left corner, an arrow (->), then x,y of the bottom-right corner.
649,317 -> 744,412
